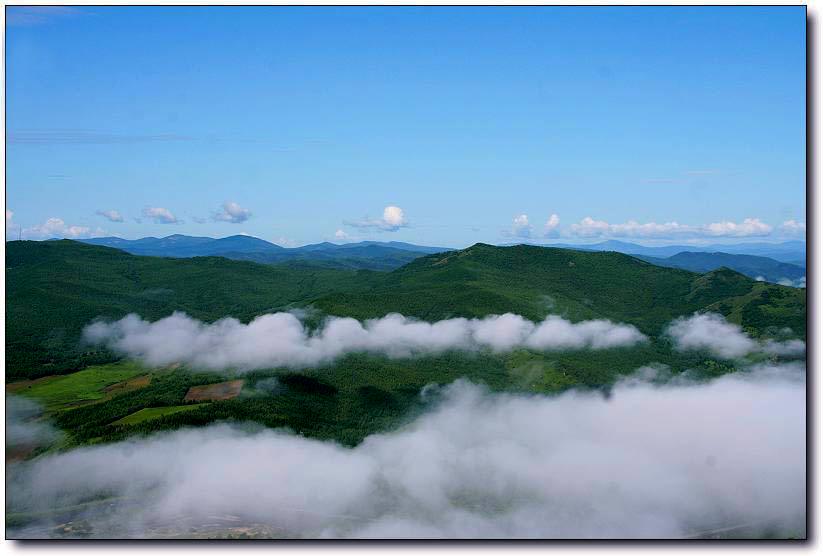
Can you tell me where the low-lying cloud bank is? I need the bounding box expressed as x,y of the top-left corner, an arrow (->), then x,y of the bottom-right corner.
666,313 -> 805,359
83,312 -> 647,371
6,396 -> 61,452
7,364 -> 805,539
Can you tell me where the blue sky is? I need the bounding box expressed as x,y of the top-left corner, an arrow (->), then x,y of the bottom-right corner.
6,6 -> 806,247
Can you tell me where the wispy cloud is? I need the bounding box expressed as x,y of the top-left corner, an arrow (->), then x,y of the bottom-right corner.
780,220 -> 806,236
8,129 -> 194,146
23,217 -> 105,240
142,207 -> 180,225
666,313 -> 805,359
643,178 -> 680,185
96,209 -> 124,223
567,216 -> 773,239
212,201 -> 252,224
6,6 -> 82,27
684,169 -> 721,176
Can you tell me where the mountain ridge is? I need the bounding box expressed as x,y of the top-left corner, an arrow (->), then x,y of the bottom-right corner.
77,234 -> 452,270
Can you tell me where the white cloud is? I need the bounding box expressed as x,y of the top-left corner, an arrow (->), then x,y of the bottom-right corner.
7,366 -> 806,538
704,218 -> 772,237
142,207 -> 180,224
569,217 -> 694,239
780,220 -> 806,235
777,277 -> 806,289
96,209 -> 124,223
511,214 -> 532,238
213,201 -> 252,224
567,217 -> 774,239
274,236 -> 299,248
543,214 -> 560,236
346,206 -> 409,232
762,339 -> 807,357
23,217 -> 105,240
83,312 -> 647,372
6,396 -> 61,451
6,209 -> 17,238
666,313 -> 805,359
504,213 -> 561,240
334,229 -> 349,240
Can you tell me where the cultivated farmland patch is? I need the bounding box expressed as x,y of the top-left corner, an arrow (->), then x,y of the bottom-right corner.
184,380 -> 244,402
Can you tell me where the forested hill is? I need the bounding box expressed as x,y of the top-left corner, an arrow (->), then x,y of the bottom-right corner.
6,240 -> 805,380
311,243 -> 805,335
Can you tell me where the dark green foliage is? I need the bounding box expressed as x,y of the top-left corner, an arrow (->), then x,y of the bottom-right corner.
313,244 -> 804,337
7,240 -> 805,381
5,240 -> 378,379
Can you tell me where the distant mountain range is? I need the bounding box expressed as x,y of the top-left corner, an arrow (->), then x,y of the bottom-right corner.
78,235 -> 451,271
539,239 -> 806,266
632,251 -> 806,286
76,235 -> 807,280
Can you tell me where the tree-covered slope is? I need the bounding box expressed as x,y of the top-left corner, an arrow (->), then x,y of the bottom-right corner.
6,241 -> 805,380
5,240 -> 378,379
312,243 -> 805,336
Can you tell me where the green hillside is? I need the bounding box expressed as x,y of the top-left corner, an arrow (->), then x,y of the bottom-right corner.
6,240 -> 804,381
313,243 -> 805,336
5,240 -> 378,379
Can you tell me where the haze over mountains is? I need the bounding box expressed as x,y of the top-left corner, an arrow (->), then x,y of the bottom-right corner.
545,239 -> 806,265
76,234 -> 806,285
79,235 -> 451,271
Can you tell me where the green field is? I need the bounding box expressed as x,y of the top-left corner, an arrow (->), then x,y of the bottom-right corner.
7,362 -> 147,410
112,403 -> 211,426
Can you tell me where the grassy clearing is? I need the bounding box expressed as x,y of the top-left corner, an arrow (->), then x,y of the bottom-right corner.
9,362 -> 147,410
112,404 -> 211,426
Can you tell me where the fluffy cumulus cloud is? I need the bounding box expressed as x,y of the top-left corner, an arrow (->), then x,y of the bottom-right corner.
142,207 -> 180,224
23,217 -> 105,240
569,217 -> 693,239
213,201 -> 252,224
567,217 -> 773,239
543,214 -> 560,236
511,214 -> 532,238
83,312 -> 647,371
780,220 -> 806,235
346,206 -> 409,232
704,218 -> 772,237
96,209 -> 124,223
6,365 -> 805,538
666,313 -> 805,359
334,229 -> 349,240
